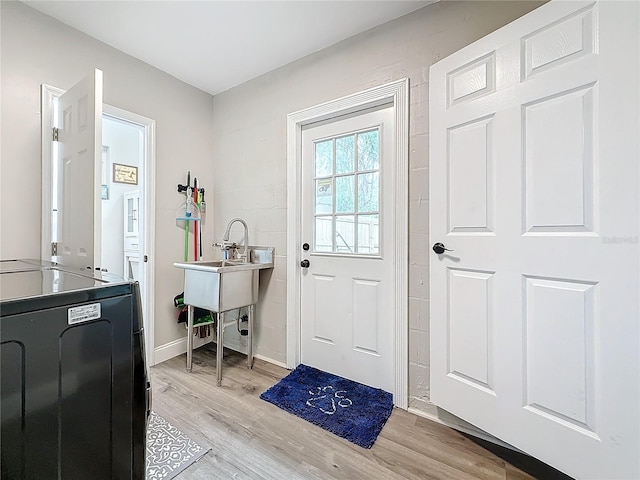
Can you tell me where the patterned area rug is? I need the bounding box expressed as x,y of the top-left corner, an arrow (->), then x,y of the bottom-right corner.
260,364 -> 393,448
146,412 -> 210,480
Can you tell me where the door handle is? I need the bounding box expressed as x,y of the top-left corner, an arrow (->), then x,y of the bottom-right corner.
432,243 -> 454,254
300,259 -> 310,268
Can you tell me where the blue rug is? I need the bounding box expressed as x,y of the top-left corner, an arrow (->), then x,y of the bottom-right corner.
260,364 -> 393,448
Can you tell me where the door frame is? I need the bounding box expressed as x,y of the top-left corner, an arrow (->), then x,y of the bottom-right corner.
286,79 -> 409,408
40,85 -> 157,366
103,104 -> 156,367
40,83 -> 65,261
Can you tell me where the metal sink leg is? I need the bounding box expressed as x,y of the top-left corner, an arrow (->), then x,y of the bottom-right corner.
247,304 -> 254,369
186,305 -> 194,372
216,311 -> 224,386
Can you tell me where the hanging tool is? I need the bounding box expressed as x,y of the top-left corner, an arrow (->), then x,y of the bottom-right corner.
199,189 -> 205,259
193,178 -> 198,261
184,172 -> 191,261
184,186 -> 193,261
176,172 -> 205,262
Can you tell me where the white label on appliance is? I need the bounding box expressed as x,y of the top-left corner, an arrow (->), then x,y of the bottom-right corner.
68,303 -> 101,325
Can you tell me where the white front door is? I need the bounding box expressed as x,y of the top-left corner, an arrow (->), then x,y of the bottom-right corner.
300,107 -> 396,393
429,1 -> 639,479
56,69 -> 103,270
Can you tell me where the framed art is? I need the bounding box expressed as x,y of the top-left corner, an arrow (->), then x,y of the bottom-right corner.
113,163 -> 138,185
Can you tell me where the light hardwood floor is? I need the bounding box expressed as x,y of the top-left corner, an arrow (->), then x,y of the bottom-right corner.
150,346 -> 543,480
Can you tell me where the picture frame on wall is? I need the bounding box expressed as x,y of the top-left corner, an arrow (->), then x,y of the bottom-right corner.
113,163 -> 138,185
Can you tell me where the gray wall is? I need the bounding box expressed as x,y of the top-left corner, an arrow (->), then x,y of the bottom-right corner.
210,0 -> 544,407
0,1 -> 215,348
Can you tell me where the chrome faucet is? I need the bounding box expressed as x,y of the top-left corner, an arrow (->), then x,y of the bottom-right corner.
222,217 -> 249,262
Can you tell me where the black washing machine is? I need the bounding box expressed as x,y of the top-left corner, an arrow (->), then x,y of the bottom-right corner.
0,260 -> 150,480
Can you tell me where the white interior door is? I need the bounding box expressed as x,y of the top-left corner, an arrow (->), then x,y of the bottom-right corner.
56,69 -> 103,270
123,190 -> 140,280
429,1 -> 639,479
300,107 -> 396,393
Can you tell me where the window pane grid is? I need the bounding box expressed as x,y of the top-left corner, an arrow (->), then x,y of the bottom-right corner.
313,127 -> 380,255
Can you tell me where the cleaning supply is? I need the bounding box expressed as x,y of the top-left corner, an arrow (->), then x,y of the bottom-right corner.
184,172 -> 190,260
198,188 -> 204,260
173,292 -> 184,307
193,178 -> 198,261
176,306 -> 213,325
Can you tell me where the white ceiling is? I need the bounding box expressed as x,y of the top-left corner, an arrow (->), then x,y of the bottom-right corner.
24,1 -> 433,95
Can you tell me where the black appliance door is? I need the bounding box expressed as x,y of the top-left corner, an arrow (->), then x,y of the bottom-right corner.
1,294 -> 134,480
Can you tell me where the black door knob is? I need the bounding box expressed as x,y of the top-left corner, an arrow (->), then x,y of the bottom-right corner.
300,259 -> 310,268
432,243 -> 453,254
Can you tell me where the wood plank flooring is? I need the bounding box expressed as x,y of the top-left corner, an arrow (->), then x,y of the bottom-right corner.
150,346 -> 548,480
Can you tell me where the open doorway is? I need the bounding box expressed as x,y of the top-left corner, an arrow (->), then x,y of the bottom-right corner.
101,115 -> 144,279
41,84 -> 156,366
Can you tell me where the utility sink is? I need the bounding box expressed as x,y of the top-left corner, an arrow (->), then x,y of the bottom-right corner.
173,246 -> 273,312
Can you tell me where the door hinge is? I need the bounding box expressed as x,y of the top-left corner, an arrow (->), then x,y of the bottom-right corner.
51,242 -> 58,256
143,255 -> 148,263
52,127 -> 59,142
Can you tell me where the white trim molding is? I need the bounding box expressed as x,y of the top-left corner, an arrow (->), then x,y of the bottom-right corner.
154,334 -> 210,365
254,353 -> 288,370
154,338 -> 287,370
40,84 -> 65,261
407,406 -> 521,453
286,78 -> 409,409
154,337 -> 189,365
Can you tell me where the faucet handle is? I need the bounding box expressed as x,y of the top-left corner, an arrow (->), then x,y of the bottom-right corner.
213,241 -> 238,251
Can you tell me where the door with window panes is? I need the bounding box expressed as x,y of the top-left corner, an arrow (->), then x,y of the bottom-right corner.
300,106 -> 396,392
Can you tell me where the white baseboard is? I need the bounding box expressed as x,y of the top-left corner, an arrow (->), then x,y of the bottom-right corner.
154,338 -> 287,370
154,338 -> 185,364
254,353 -> 288,369
153,333 -> 212,365
154,334 -> 288,369
407,405 -> 521,453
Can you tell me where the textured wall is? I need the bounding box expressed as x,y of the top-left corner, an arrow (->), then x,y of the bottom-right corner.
210,0 -> 544,407
0,1 -> 215,349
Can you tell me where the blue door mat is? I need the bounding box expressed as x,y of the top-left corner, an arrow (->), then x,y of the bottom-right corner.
260,364 -> 393,448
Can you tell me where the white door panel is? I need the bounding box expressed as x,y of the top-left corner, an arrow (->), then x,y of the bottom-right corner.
56,69 -> 103,270
301,108 -> 395,393
430,1 -> 638,479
